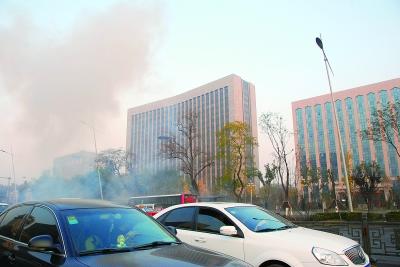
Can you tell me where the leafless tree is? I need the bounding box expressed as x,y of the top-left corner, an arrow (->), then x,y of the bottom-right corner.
159,111 -> 213,195
259,112 -> 293,208
362,101 -> 400,158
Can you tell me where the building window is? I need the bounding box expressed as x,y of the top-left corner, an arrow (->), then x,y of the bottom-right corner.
344,97 -> 359,167
324,102 -> 338,180
305,106 -> 316,168
314,104 -> 327,171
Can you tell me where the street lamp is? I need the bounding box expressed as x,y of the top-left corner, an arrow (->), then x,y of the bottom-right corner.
0,149 -> 17,204
315,36 -> 353,212
80,121 -> 103,200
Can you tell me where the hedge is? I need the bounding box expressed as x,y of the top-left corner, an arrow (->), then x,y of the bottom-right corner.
309,212 -> 387,221
386,211 -> 400,222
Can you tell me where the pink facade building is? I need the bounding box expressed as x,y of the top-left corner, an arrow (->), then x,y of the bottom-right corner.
127,74 -> 259,192
292,78 -> 400,183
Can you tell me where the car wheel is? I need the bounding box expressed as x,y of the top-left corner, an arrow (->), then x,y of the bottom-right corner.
260,263 -> 288,267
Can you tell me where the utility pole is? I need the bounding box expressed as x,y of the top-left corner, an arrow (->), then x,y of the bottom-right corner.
0,148 -> 17,204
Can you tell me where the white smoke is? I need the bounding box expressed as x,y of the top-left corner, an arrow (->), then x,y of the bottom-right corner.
0,3 -> 165,179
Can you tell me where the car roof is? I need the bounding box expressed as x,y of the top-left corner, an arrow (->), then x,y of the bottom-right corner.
167,202 -> 256,209
19,198 -> 129,211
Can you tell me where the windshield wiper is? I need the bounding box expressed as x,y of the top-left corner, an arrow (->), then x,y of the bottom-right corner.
79,247 -> 133,256
134,241 -> 181,250
252,217 -> 281,223
255,225 -> 294,233
275,225 -> 294,230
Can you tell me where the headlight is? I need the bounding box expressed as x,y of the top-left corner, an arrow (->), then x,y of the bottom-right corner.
312,247 -> 348,266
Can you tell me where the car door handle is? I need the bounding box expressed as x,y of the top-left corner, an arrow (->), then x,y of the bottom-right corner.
194,237 -> 206,243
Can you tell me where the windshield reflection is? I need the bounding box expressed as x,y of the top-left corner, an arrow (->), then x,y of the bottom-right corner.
226,206 -> 296,232
62,208 -> 177,254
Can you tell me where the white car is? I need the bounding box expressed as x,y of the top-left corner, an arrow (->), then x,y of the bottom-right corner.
154,202 -> 370,267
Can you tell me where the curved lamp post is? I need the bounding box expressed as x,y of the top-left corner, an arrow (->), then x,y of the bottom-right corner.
315,37 -> 353,212
80,121 -> 103,200
0,149 -> 17,204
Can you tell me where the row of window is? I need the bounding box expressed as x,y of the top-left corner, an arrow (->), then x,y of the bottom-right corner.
130,86 -> 232,190
295,88 -> 400,178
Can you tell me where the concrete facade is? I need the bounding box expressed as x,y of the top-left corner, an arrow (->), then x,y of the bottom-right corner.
127,74 -> 259,192
292,78 -> 400,183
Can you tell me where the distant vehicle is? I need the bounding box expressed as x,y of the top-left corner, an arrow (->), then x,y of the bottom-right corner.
135,203 -> 158,217
155,202 -> 370,267
128,193 -> 197,215
0,199 -> 250,267
0,203 -> 8,213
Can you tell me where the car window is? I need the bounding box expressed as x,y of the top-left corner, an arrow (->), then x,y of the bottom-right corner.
0,205 -> 32,240
20,206 -> 61,245
163,207 -> 195,230
196,207 -> 235,234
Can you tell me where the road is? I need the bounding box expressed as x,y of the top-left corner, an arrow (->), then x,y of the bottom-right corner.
377,263 -> 398,267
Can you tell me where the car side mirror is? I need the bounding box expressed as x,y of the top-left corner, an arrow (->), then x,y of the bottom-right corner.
28,235 -> 60,253
220,226 -> 237,236
166,226 -> 178,235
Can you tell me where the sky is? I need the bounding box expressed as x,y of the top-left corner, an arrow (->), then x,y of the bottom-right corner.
0,0 -> 399,183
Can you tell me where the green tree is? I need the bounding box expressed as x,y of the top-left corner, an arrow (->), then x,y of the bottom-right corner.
362,101 -> 400,158
352,161 -> 383,211
217,121 -> 257,202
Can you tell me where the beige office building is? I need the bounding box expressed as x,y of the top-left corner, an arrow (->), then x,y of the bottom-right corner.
127,74 -> 259,192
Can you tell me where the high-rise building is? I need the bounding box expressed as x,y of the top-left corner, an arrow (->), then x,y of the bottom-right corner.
126,74 -> 259,192
292,78 -> 400,182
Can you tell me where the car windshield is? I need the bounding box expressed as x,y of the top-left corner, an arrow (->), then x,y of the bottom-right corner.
226,206 -> 296,232
0,204 -> 8,213
62,207 -> 178,255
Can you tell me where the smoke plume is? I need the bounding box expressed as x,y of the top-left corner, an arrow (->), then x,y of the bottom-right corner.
0,3 -> 164,178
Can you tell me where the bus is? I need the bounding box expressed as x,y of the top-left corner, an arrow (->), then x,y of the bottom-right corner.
128,193 -> 197,216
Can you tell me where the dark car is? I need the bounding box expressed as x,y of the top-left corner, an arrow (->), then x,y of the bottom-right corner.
0,199 -> 250,267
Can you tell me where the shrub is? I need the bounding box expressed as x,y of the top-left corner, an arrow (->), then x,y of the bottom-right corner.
386,211 -> 400,222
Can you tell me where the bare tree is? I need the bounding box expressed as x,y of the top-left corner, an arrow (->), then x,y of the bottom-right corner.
259,112 -> 293,208
159,111 -> 213,195
362,101 -> 400,158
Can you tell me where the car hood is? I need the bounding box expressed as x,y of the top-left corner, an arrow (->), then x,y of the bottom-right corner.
77,243 -> 249,267
255,226 -> 358,254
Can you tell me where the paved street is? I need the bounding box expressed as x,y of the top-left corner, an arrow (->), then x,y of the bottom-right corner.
377,263 -> 399,267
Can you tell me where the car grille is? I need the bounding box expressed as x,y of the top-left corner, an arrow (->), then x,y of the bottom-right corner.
344,245 -> 366,265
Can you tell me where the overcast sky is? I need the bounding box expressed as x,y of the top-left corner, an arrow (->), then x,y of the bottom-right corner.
0,0 -> 399,183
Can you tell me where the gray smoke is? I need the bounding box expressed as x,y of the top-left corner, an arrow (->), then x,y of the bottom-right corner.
0,3 -> 164,178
